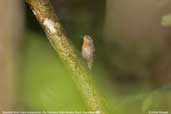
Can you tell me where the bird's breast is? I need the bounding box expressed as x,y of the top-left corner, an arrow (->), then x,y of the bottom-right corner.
82,47 -> 93,60
82,40 -> 90,48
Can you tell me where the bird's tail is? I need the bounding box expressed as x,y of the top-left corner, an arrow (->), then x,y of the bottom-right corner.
87,59 -> 93,70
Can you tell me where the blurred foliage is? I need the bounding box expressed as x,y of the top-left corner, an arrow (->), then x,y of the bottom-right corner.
161,14 -> 171,27
18,32 -> 86,110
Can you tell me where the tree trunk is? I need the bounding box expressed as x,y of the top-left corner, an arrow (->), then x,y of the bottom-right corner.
0,0 -> 24,110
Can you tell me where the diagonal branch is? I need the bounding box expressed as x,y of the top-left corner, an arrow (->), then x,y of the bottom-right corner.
26,0 -> 108,113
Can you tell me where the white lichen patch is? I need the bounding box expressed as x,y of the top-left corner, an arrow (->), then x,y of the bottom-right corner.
43,18 -> 57,33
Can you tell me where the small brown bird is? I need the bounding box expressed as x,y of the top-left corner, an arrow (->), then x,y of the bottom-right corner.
82,34 -> 95,69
